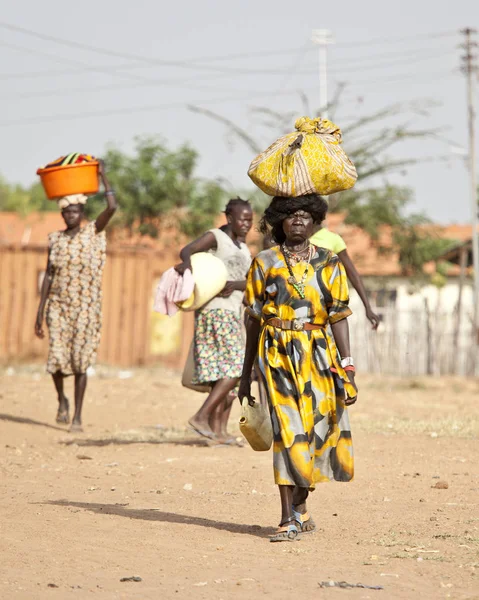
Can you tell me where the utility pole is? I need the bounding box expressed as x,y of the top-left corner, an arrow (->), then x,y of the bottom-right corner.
312,29 -> 334,119
460,28 -> 479,337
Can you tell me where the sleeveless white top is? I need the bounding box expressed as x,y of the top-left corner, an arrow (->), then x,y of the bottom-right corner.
201,228 -> 251,314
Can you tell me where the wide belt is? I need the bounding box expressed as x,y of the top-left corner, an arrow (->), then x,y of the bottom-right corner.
266,317 -> 323,331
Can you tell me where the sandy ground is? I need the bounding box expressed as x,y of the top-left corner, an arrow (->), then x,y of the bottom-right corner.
0,366 -> 478,600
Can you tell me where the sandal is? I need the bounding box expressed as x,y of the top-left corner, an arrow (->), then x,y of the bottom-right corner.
269,517 -> 300,543
292,506 -> 316,534
188,420 -> 216,440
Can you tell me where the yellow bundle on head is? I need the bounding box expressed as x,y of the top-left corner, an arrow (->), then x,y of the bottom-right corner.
248,116 -> 357,197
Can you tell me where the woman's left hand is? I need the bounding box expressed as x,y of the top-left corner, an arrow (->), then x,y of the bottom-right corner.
218,281 -> 236,298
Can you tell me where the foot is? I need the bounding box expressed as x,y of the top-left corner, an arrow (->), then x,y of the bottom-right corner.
220,434 -> 245,447
69,420 -> 84,433
188,417 -> 216,440
56,397 -> 70,424
269,517 -> 300,543
292,505 -> 316,533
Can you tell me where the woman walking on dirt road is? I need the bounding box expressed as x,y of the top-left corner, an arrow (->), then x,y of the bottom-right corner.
239,194 -> 358,542
175,198 -> 253,444
35,161 -> 117,432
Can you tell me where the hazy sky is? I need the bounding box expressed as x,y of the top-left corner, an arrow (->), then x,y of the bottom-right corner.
1,0 -> 477,223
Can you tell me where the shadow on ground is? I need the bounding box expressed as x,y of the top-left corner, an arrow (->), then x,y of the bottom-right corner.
59,427 -> 244,448
60,436 -> 230,448
38,500 -> 274,539
0,412 -> 66,432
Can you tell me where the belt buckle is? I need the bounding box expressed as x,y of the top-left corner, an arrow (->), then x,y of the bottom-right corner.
292,318 -> 307,331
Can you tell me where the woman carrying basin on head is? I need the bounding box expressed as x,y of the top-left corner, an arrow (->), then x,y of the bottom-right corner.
34,161 -> 117,432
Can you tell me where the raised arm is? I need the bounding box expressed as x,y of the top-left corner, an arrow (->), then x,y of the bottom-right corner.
174,232 -> 217,275
95,160 -> 118,233
35,251 -> 53,339
337,249 -> 380,330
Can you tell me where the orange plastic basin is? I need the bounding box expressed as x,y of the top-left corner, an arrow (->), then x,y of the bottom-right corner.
37,161 -> 99,199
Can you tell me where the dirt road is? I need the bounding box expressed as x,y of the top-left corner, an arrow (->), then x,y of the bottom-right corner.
1,366 -> 478,599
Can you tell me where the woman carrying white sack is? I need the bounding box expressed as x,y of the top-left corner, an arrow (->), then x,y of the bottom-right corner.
174,198 -> 253,444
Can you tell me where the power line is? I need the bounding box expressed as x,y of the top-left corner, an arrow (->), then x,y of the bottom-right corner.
0,41 -> 454,84
334,30 -> 456,48
0,41 -> 153,84
334,69 -> 458,88
3,61 -> 456,103
0,21 -> 310,74
329,48 -> 455,72
0,88 -> 317,127
0,67 -> 456,128
0,20 -> 458,75
1,38 -> 456,100
0,24 -> 456,88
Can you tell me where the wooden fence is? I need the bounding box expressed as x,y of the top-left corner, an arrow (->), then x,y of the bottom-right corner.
1,244 -> 475,375
349,305 -> 477,376
0,244 -> 194,369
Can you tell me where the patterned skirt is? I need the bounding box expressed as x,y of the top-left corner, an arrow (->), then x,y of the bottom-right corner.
257,324 -> 354,489
192,309 -> 244,384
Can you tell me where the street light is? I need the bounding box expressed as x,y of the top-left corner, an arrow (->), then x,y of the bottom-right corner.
312,29 -> 335,119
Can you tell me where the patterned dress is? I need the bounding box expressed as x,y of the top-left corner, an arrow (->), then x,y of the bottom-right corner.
192,228 -> 251,385
245,245 -> 355,489
46,221 -> 106,376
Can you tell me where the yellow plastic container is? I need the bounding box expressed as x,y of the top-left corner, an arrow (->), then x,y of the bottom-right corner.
239,398 -> 273,451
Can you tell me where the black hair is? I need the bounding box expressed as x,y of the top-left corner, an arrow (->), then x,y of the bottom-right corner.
259,193 -> 328,245
224,197 -> 251,216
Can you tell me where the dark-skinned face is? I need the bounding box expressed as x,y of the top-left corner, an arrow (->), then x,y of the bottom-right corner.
282,210 -> 314,244
61,204 -> 84,229
228,206 -> 253,238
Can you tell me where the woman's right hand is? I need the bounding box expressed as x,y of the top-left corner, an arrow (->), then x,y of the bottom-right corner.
174,260 -> 192,275
345,372 -> 358,406
34,314 -> 45,339
238,377 -> 255,406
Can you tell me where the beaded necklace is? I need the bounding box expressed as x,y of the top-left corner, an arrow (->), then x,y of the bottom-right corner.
281,243 -> 314,299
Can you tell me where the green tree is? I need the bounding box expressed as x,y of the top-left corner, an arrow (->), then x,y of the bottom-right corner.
0,137 -> 227,239
101,136 -> 226,238
0,177 -> 55,215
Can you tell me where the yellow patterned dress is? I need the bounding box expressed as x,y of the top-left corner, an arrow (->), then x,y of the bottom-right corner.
46,221 -> 106,376
245,245 -> 355,489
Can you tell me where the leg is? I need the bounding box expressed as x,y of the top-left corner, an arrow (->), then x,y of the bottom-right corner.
218,392 -> 235,439
51,372 -> 69,424
292,486 -> 316,533
269,485 -> 300,542
209,399 -> 224,438
292,486 -> 309,512
189,377 -> 239,439
279,485 -> 294,524
70,373 -> 87,432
